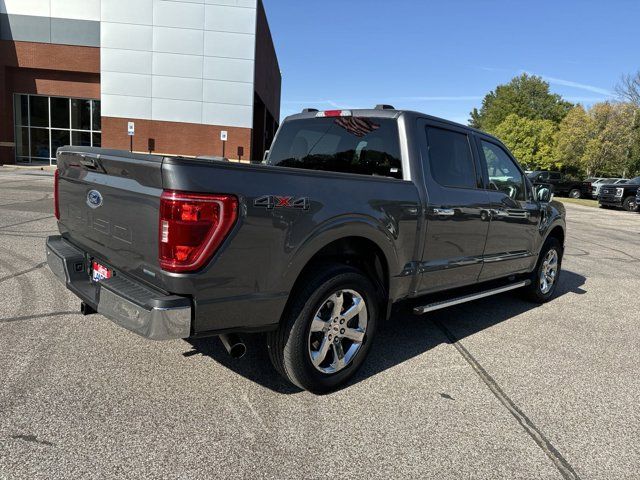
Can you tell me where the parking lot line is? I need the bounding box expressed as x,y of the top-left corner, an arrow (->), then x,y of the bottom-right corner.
433,318 -> 581,480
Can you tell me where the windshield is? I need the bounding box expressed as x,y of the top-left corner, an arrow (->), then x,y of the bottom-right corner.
268,117 -> 403,179
628,177 -> 640,185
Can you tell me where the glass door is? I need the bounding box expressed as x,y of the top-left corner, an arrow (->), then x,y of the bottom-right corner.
13,94 -> 102,166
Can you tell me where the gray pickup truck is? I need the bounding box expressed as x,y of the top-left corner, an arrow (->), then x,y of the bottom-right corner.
47,106 -> 565,393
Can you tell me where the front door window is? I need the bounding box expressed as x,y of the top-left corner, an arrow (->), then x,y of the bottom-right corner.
481,140 -> 526,201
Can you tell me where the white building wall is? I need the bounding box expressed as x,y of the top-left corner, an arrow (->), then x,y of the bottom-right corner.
1,0 -> 259,128
100,0 -> 257,128
51,0 -> 101,22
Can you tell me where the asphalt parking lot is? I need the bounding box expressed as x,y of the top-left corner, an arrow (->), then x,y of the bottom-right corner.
0,170 -> 638,480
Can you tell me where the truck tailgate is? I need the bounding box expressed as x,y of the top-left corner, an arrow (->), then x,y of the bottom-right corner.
56,147 -> 165,289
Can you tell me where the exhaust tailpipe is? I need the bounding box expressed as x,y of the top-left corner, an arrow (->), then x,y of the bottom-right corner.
80,302 -> 96,316
219,334 -> 246,359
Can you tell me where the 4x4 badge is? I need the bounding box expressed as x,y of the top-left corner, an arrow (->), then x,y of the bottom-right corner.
254,195 -> 310,211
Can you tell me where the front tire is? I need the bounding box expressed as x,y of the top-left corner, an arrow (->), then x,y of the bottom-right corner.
267,264 -> 379,394
569,189 -> 582,199
623,196 -> 638,212
522,237 -> 563,303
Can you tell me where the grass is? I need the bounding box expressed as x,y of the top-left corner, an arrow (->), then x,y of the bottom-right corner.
557,197 -> 599,208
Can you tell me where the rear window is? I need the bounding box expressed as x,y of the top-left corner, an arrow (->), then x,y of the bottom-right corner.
267,117 -> 403,179
425,127 -> 476,189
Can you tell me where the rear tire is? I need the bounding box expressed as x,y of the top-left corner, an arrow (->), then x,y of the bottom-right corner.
623,196 -> 638,212
569,189 -> 582,199
267,264 -> 379,394
522,237 -> 563,303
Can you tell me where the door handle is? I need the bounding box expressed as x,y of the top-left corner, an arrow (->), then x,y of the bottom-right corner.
490,209 -> 530,219
433,208 -> 455,216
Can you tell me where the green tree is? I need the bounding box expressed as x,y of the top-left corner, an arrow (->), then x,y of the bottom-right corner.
492,114 -> 558,170
628,108 -> 640,176
556,102 -> 640,177
555,105 -> 592,172
469,74 -> 573,132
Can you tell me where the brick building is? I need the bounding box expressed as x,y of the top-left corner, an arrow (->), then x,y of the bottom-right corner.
0,0 -> 281,165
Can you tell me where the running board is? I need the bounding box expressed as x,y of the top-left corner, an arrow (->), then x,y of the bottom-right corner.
413,280 -> 531,315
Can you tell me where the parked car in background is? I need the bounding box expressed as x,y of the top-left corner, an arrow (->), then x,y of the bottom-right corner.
527,171 -> 591,198
46,107 -> 566,393
591,178 -> 627,199
598,177 -> 640,211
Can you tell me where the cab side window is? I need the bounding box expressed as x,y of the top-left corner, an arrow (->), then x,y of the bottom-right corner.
426,127 -> 477,189
481,141 -> 526,201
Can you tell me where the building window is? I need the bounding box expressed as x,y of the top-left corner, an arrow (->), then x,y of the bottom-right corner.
13,94 -> 101,166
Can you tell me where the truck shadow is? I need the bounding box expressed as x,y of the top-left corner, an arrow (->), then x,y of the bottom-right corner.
184,270 -> 586,395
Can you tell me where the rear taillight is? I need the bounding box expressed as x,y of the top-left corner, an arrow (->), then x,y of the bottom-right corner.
158,190 -> 238,273
54,169 -> 60,220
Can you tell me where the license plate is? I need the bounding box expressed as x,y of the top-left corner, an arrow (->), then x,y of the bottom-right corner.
91,261 -> 112,283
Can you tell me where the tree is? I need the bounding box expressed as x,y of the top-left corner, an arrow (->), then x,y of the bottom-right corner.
469,74 -> 573,132
555,106 -> 592,172
587,103 -> 640,177
615,71 -> 640,106
628,108 -> 640,176
492,114 -> 558,170
556,102 -> 640,177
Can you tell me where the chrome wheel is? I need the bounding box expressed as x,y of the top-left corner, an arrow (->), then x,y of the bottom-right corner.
308,289 -> 368,374
539,249 -> 559,294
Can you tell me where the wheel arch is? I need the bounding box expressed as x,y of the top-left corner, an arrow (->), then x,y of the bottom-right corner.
280,223 -> 397,325
544,223 -> 566,250
292,235 -> 390,296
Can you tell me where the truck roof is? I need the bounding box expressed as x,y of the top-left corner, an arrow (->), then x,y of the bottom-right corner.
284,108 -> 503,144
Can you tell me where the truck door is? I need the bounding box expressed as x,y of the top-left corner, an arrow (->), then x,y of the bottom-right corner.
475,137 -> 541,281
416,120 -> 491,294
548,172 -> 564,194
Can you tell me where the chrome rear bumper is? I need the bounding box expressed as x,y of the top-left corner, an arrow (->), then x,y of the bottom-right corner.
46,236 -> 192,341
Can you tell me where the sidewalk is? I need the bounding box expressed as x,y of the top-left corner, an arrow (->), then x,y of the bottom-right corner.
0,164 -> 56,176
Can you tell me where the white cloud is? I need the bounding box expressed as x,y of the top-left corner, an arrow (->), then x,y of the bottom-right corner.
391,96 -> 482,102
563,96 -> 610,103
479,66 -> 510,73
521,70 -> 614,97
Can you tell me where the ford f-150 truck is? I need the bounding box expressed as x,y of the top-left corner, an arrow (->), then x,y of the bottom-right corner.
527,171 -> 591,199
598,177 -> 640,211
46,106 -> 566,393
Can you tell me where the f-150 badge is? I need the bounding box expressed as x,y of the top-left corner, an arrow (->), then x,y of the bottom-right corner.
254,195 -> 310,210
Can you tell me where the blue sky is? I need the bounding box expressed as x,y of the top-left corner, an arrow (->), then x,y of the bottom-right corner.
263,0 -> 640,125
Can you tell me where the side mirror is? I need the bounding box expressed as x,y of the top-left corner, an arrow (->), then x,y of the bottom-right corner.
536,186 -> 552,203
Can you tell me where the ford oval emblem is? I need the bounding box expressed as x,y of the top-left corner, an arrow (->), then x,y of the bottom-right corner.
86,190 -> 103,209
